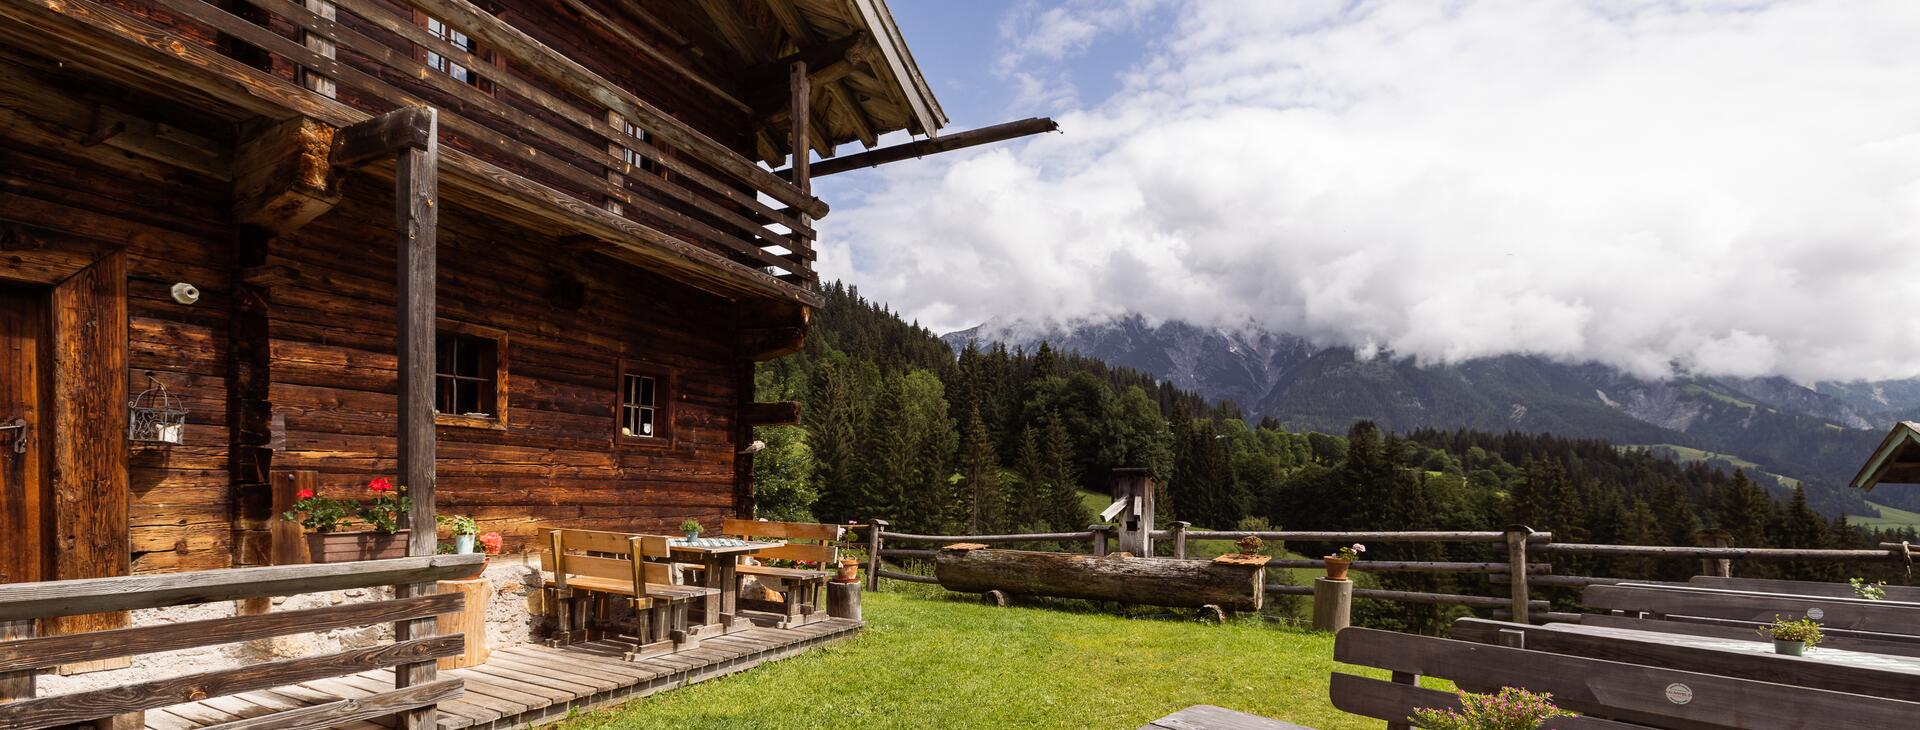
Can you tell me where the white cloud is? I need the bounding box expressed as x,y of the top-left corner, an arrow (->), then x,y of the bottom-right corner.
821,0 -> 1920,382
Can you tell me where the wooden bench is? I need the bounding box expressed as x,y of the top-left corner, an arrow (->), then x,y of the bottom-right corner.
722,518 -> 842,628
538,528 -> 718,658
1583,582 -> 1920,634
1688,574 -> 1920,601
1332,626 -> 1920,729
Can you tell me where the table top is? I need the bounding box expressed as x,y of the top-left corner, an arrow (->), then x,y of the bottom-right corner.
1543,622 -> 1920,675
667,537 -> 778,555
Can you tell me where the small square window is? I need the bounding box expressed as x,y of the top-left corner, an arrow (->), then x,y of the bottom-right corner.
422,15 -> 481,86
435,325 -> 507,429
618,364 -> 670,444
620,121 -> 663,176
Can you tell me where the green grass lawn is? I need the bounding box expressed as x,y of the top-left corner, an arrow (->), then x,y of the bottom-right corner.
554,582 -> 1433,729
1852,499 -> 1920,530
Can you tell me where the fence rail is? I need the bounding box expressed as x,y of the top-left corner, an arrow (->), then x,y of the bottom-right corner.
861,519 -> 1917,622
0,554 -> 482,729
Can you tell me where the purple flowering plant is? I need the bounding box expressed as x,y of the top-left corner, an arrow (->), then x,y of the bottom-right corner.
1411,687 -> 1575,730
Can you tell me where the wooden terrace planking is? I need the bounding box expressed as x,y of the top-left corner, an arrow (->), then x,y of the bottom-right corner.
144,618 -> 862,730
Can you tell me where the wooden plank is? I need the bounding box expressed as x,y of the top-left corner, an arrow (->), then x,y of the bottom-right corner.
1689,575 -> 1920,602
0,592 -> 462,672
1328,673 -> 1643,730
737,401 -> 801,426
1583,584 -> 1920,634
0,554 -> 482,620
446,668 -> 568,705
47,251 -> 128,640
0,635 -> 461,727
331,107 -> 434,168
1452,619 -> 1920,703
200,679 -> 463,730
1577,613 -> 1920,657
1334,627 -> 1920,729
775,118 -> 1057,177
721,518 -> 839,541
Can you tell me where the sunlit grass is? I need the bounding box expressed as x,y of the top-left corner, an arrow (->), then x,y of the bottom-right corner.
554,580 -> 1440,729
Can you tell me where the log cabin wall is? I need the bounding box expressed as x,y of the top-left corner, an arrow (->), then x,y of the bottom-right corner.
266,180 -> 746,557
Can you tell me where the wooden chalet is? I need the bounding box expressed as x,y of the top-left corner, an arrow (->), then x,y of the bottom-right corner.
0,0 -> 1050,642
1851,420 -> 1920,491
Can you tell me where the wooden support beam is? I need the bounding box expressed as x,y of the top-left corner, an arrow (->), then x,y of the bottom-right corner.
552,0 -> 749,113
392,107 -> 440,730
776,117 -> 1059,177
740,401 -> 802,426
739,326 -> 806,361
231,116 -> 340,235
330,106 -> 435,168
790,60 -> 810,192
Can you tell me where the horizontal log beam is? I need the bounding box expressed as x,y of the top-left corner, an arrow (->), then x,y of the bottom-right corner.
740,400 -> 801,426
881,531 -> 1095,543
0,554 -> 482,621
330,105 -> 435,167
1535,544 -> 1897,560
937,549 -> 1265,611
1184,530 -> 1552,544
1267,584 -> 1549,610
775,117 -> 1058,177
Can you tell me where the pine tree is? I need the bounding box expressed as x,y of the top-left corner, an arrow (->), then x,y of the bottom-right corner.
957,404 -> 1004,533
1012,426 -> 1048,529
1778,485 -> 1830,580
1042,417 -> 1086,533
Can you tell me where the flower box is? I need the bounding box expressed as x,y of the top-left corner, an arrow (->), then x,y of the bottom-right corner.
306,530 -> 411,563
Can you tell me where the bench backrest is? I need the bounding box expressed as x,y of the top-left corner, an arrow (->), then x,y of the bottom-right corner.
1689,575 -> 1920,602
1584,583 -> 1920,634
539,528 -> 675,586
1333,627 -> 1920,729
722,518 -> 842,565
1573,612 -> 1920,657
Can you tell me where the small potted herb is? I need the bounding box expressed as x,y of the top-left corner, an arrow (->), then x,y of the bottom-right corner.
439,514 -> 479,554
1236,535 -> 1265,555
680,519 -> 703,541
1412,687 -> 1575,729
1758,615 -> 1823,656
1324,543 -> 1364,580
1851,577 -> 1887,601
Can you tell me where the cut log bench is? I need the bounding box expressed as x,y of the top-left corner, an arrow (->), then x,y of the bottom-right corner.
933,546 -> 1270,612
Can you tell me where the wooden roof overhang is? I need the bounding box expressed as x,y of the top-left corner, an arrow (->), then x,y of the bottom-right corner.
1851,421 -> 1920,491
669,0 -> 948,163
0,0 -> 825,310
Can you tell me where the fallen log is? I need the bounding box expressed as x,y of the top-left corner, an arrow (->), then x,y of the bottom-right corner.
934,548 -> 1265,611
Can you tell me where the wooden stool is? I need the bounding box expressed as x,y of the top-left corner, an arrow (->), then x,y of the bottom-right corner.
436,577 -> 492,669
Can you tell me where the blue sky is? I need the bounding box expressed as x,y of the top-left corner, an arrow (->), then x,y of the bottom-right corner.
812,1 -> 1920,382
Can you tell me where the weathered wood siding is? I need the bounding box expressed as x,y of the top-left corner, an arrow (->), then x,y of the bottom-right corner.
268,179 -> 744,555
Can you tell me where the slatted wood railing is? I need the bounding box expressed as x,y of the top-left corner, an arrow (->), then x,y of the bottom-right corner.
140,0 -> 819,285
0,553 -> 482,730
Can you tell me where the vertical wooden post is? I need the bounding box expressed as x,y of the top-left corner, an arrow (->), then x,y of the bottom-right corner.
391,107 -> 439,730
1697,529 -> 1733,577
1311,577 -> 1351,633
1090,525 -> 1109,557
1387,671 -> 1422,730
1505,525 -> 1531,625
0,619 -> 31,703
789,60 -> 810,193
1170,521 -> 1190,559
298,0 -> 337,98
864,519 -> 887,592
1111,468 -> 1154,556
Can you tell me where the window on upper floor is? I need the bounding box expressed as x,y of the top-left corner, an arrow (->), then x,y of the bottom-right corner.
620,120 -> 668,178
424,16 -> 478,85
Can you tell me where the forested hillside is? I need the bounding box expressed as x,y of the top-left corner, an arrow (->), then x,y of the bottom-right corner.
755,284 -> 1917,617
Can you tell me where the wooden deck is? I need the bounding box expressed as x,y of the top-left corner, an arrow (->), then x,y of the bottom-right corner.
143,618 -> 863,730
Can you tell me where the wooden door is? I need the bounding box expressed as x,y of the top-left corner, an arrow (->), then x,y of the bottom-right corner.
0,285 -> 48,584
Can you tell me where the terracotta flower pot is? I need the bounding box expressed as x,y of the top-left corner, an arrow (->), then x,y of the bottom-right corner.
834,558 -> 859,583
1324,556 -> 1353,581
306,529 -> 411,563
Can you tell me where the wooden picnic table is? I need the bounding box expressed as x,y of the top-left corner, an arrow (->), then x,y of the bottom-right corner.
669,537 -> 778,632
1542,622 -> 1920,676
1585,582 -> 1920,634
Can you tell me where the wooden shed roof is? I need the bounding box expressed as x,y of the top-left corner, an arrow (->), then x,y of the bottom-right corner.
1850,421 -> 1920,491
662,0 -> 948,163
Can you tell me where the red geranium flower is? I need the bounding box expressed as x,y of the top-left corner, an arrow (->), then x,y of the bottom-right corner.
368,477 -> 394,493
295,488 -> 315,500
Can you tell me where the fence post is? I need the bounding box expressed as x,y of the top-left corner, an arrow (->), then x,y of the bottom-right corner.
1090,524 -> 1109,557
1505,525 -> 1531,624
1171,521 -> 1190,559
1311,577 -> 1351,633
866,519 -> 888,592
1696,529 -> 1733,577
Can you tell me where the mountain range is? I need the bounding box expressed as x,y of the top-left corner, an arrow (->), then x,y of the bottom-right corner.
944,316 -> 1920,519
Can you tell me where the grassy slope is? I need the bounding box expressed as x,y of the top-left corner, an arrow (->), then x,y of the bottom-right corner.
556,583 -> 1434,729
1852,500 -> 1920,530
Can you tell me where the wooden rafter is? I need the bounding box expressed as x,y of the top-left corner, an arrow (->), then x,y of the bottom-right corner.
554,0 -> 749,114
762,0 -> 871,151
773,117 -> 1059,177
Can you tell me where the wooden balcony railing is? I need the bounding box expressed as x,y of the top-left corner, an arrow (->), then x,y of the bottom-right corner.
149,0 -> 820,286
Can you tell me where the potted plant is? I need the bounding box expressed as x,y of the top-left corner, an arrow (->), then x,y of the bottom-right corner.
454,531 -> 504,580
439,514 -> 479,555
834,556 -> 859,583
1411,687 -> 1575,729
1759,615 -> 1823,656
1236,535 -> 1265,555
1324,543 -> 1364,580
282,477 -> 412,563
1851,577 -> 1887,601
680,519 -> 703,541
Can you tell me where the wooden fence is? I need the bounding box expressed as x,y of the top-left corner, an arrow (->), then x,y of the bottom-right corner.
859,521 -> 1916,624
0,553 -> 482,729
